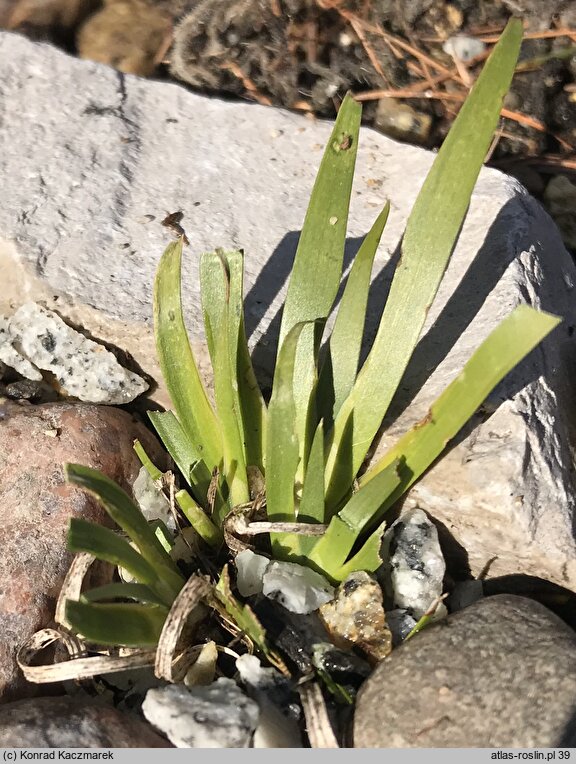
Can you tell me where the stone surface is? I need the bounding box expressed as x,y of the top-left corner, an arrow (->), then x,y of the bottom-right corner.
235,655 -> 302,748
3,302 -> 148,403
0,400 -> 165,702
142,680 -> 259,748
380,507 -> 447,620
0,696 -> 171,747
235,549 -> 270,597
0,33 -> 576,587
319,571 -> 392,662
262,560 -> 334,614
354,594 -> 576,747
235,551 -> 334,613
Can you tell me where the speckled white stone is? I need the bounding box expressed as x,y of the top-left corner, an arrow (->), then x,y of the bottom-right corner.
262,560 -> 334,614
142,680 -> 259,748
6,303 -> 148,404
381,507 -> 446,620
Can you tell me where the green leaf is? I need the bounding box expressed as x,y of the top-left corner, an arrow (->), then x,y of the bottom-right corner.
200,250 -> 250,511
335,519 -> 387,581
148,410 -> 213,505
299,420 -> 326,524
318,202 -> 390,424
67,518 -> 173,604
133,439 -> 162,482
266,322 -> 308,558
175,488 -> 223,548
154,238 -> 222,472
360,305 -> 561,507
213,566 -> 286,673
81,583 -> 168,608
149,519 -> 174,553
226,250 -> 267,471
307,460 -> 400,579
65,464 -> 184,601
66,601 -> 168,647
325,19 -> 523,507
278,94 -> 362,465
282,419 -> 326,560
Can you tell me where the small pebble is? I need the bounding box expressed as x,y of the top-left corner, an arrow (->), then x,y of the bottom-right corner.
142,680 -> 259,748
262,560 -> 334,614
380,507 -> 446,620
443,35 -> 486,63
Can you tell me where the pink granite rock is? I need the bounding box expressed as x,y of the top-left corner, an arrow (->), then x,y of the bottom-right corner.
0,400 -> 165,702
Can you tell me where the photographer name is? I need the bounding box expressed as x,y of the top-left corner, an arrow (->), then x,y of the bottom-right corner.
20,753 -> 113,760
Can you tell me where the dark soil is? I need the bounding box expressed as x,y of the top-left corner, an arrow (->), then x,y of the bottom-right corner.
1,0 -> 575,247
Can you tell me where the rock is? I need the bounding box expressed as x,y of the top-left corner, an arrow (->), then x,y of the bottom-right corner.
77,0 -> 172,77
319,571 -> 392,662
0,696 -> 171,747
235,655 -> 302,748
384,609 -> 417,646
0,0 -> 96,37
3,302 -> 148,404
447,579 -> 483,613
142,679 -> 259,748
235,549 -> 270,597
0,400 -> 165,702
235,551 -> 334,614
354,594 -> 576,747
443,35 -> 486,62
262,560 -> 334,614
374,98 -> 432,145
132,465 -> 173,527
380,508 -> 447,621
0,314 -> 42,381
0,33 -> 575,588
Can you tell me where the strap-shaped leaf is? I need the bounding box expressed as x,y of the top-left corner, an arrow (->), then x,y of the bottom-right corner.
200,250 -> 250,510
318,202 -> 390,425
325,19 -> 523,507
360,305 -> 561,505
133,439 -> 162,481
148,410 -> 212,505
299,420 -> 326,525
66,601 -> 168,647
266,322 -> 308,557
226,250 -> 267,471
307,460 -> 400,579
65,464 -> 184,600
68,518 -> 173,603
334,519 -> 388,581
154,238 -> 222,471
175,488 -> 223,548
278,94 -> 362,464
82,583 -> 168,608
282,419 -> 326,560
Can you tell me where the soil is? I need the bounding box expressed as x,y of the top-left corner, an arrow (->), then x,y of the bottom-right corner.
1,0 -> 575,248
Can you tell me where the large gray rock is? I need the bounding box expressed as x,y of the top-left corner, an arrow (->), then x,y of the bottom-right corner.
0,696 -> 171,747
1,32 -> 576,588
354,594 -> 576,747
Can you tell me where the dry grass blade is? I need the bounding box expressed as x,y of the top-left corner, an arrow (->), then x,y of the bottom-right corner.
299,682 -> 340,748
18,628 -> 156,683
220,61 -> 273,106
208,466 -> 219,515
155,575 -> 212,682
55,552 -> 95,628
